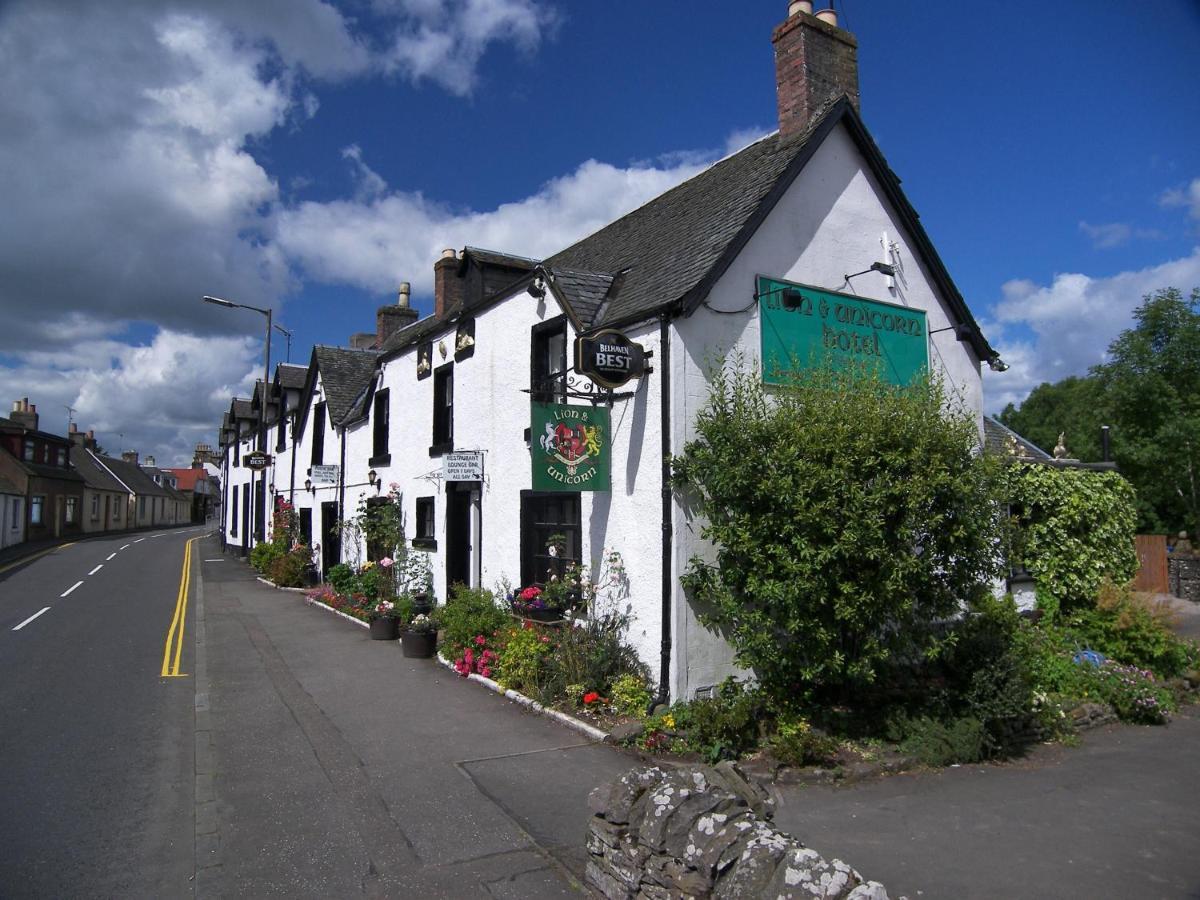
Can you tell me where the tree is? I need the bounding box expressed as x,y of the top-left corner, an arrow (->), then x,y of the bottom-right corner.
672,362 -> 1003,703
997,376 -> 1105,461
1093,287 -> 1200,535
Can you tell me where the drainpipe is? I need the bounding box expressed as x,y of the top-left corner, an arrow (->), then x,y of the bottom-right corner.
338,426 -> 347,560
289,411 -> 297,504
657,313 -> 673,708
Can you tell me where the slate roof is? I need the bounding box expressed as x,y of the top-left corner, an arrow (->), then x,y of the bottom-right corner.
94,454 -> 170,497
71,446 -> 130,494
277,363 -> 308,391
544,267 -> 615,330
231,399 -> 254,420
983,416 -> 1051,460
313,346 -> 381,425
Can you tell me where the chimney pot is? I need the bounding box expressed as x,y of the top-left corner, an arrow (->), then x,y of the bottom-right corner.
773,0 -> 859,138
789,1 -> 813,15
433,249 -> 465,319
398,282 -> 411,308
441,248 -> 457,260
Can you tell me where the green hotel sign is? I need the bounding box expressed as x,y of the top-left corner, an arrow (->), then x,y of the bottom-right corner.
757,275 -> 928,386
531,402 -> 611,492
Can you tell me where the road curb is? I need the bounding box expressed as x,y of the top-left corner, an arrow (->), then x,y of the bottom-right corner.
192,537 -> 225,893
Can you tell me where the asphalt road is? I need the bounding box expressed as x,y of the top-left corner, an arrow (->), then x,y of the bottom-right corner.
0,527 -> 204,898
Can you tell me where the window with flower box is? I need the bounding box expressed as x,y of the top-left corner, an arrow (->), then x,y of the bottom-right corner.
519,491 -> 580,588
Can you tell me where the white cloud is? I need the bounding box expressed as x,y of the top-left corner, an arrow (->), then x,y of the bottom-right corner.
1161,177 -> 1200,220
982,246 -> 1200,412
273,152 -> 714,297
1079,221 -> 1132,249
0,330 -> 259,465
384,0 -> 554,95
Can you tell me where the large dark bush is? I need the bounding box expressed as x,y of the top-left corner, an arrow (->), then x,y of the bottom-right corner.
673,361 -> 1003,703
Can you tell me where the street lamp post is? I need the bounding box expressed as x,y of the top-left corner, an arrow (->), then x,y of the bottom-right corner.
203,295 -> 274,546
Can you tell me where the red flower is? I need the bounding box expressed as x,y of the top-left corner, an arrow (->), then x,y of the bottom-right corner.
583,692 -> 601,705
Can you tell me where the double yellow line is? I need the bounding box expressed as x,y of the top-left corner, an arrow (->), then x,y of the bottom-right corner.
161,537 -> 197,678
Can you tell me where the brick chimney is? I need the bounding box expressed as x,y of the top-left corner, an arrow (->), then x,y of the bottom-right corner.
773,2 -> 859,140
122,450 -> 139,466
434,249 -> 463,319
376,281 -> 419,345
10,398 -> 39,431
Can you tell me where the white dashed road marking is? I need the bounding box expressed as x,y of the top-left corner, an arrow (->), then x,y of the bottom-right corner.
61,582 -> 83,598
12,608 -> 51,631
88,565 -> 103,576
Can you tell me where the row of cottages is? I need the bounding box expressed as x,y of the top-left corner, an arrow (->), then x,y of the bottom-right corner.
0,396 -> 192,550
220,4 -> 1001,701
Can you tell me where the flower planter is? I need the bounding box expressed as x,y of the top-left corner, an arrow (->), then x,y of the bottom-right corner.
401,629 -> 437,658
369,617 -> 400,641
411,592 -> 433,616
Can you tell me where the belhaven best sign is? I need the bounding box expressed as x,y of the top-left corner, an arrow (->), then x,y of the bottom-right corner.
575,330 -> 647,390
530,402 -> 610,492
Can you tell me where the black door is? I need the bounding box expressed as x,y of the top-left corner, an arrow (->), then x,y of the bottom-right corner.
320,502 -> 340,574
299,507 -> 313,548
241,484 -> 251,556
445,484 -> 472,594
254,479 -> 266,544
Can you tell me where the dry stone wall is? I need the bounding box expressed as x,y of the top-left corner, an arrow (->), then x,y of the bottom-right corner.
1169,554 -> 1200,603
586,762 -> 890,900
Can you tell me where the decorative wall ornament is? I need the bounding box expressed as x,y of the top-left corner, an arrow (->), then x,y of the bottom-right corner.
455,318 -> 476,360
438,339 -> 448,359
416,341 -> 432,379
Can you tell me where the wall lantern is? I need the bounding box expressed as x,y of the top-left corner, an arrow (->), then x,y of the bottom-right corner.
367,469 -> 380,492
304,478 -> 315,494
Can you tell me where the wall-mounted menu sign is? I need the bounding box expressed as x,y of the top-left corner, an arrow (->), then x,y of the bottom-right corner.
443,451 -> 483,482
575,330 -> 647,390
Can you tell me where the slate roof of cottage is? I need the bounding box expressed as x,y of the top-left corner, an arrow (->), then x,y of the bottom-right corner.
544,267 -> 615,330
93,454 -> 170,497
277,363 -> 308,391
542,98 -> 995,361
231,399 -> 254,420
70,446 -> 130,494
312,345 -> 381,425
983,416 -> 1051,460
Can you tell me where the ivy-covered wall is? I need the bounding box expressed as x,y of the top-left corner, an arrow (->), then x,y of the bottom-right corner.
1003,463 -> 1139,613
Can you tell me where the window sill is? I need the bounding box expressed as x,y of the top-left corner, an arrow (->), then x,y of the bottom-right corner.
428,442 -> 453,457
369,453 -> 391,468
412,537 -> 437,551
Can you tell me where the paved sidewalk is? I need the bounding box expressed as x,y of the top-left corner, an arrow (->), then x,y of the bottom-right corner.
196,540 -> 1200,899
195,534 -> 632,897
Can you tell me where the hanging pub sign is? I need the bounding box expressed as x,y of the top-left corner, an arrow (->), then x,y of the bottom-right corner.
530,402 -> 610,492
244,451 -> 272,471
757,275 -> 928,387
575,330 -> 647,390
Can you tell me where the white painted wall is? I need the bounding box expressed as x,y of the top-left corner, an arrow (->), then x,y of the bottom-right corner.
668,122 -> 985,699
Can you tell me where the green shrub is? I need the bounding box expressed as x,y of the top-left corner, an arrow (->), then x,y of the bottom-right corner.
1003,464 -> 1138,615
672,679 -> 768,763
268,549 -> 309,587
890,714 -> 987,767
541,611 -> 649,700
1064,580 -> 1199,678
250,542 -> 284,574
673,362 -> 1002,703
609,674 -> 653,716
437,586 -> 508,660
496,624 -> 553,695
768,716 -> 840,767
942,594 -> 1038,755
326,563 -> 358,596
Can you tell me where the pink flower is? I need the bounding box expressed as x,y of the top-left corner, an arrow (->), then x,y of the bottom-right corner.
379,557 -> 394,568
474,635 -> 487,646
481,667 -> 492,678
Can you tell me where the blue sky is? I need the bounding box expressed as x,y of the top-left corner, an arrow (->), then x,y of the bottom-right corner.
1,0 -> 1197,463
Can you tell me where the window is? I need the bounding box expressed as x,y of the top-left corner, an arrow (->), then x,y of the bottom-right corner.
431,364 -> 453,454
23,439 -> 34,462
372,389 -> 390,464
276,394 -> 288,452
30,495 -> 44,525
531,318 -> 568,404
56,447 -> 67,467
311,401 -> 326,465
414,496 -> 436,549
113,501 -> 121,522
11,499 -> 21,529
139,497 -> 146,518
230,488 -> 238,537
520,492 -> 580,588
65,497 -> 77,523
91,495 -> 100,520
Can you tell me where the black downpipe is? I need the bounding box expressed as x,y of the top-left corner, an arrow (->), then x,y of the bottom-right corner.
657,313 -> 673,708
289,413 -> 297,503
338,428 -> 347,533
